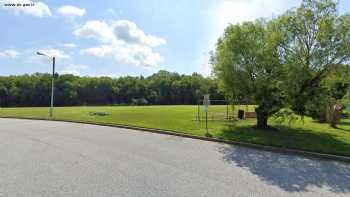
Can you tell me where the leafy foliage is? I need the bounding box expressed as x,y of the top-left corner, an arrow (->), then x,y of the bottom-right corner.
278,0 -> 350,114
213,20 -> 286,128
213,0 -> 350,129
305,64 -> 350,124
272,109 -> 301,127
0,71 -> 224,107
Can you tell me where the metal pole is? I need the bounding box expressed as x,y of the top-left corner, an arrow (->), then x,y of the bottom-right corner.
232,104 -> 235,118
50,57 -> 55,118
197,103 -> 200,121
245,104 -> 248,119
205,111 -> 208,134
226,102 -> 229,120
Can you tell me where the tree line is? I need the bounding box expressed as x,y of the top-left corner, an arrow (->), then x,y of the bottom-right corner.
0,70 -> 225,107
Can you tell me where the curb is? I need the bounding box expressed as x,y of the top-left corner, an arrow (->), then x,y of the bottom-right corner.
1,116 -> 350,163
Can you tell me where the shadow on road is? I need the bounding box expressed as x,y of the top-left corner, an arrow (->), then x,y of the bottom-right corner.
219,146 -> 350,193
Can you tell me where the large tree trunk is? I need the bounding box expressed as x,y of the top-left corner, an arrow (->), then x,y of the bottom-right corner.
255,108 -> 269,129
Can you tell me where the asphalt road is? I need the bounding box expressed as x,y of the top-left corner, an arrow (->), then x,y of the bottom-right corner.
0,118 -> 349,197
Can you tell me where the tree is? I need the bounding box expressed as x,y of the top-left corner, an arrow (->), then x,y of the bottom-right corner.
213,20 -> 285,129
0,71 -> 224,107
213,0 -> 350,129
55,74 -> 78,106
306,64 -> 350,127
277,0 -> 350,115
0,82 -> 8,107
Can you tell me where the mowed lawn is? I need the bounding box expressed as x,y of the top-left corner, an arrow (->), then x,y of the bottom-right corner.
1,105 -> 350,157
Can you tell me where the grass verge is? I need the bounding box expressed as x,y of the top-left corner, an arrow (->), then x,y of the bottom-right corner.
0,105 -> 349,157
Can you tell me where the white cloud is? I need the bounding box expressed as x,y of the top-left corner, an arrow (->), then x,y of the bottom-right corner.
37,48 -> 70,59
75,19 -> 166,68
0,49 -> 20,59
57,5 -> 86,18
80,45 -> 113,57
74,20 -> 166,46
63,43 -> 76,48
74,20 -> 116,43
1,0 -> 51,17
112,20 -> 166,47
81,44 -> 163,68
61,63 -> 88,75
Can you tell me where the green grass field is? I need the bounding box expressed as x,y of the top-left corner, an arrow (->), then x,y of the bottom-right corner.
1,105 -> 350,156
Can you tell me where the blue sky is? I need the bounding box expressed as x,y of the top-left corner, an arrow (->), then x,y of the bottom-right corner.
0,0 -> 349,77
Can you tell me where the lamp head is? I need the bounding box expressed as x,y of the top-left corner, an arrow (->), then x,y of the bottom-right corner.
36,52 -> 49,57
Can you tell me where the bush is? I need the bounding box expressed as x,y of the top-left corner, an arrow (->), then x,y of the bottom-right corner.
272,109 -> 300,126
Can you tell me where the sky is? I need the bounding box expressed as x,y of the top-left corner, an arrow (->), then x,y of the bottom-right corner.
0,0 -> 349,77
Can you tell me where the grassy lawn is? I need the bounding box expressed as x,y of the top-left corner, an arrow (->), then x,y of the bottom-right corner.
1,105 -> 350,157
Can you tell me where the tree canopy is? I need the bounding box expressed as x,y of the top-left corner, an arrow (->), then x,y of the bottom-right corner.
0,71 -> 224,107
213,0 -> 350,129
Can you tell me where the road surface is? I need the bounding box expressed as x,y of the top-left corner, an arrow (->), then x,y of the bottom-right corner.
0,118 -> 349,197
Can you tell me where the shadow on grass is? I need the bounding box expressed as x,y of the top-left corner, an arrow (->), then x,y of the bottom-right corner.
336,126 -> 350,132
309,117 -> 350,131
217,124 -> 350,193
338,121 -> 350,127
332,119 -> 350,131
218,145 -> 350,193
217,124 -> 350,156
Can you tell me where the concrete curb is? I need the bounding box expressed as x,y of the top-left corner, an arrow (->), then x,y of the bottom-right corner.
1,116 -> 350,163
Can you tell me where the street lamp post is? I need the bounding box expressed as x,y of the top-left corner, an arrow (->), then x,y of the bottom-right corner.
50,57 -> 55,117
36,52 -> 55,118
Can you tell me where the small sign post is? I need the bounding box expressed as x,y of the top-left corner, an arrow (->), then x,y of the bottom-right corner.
203,94 -> 210,134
